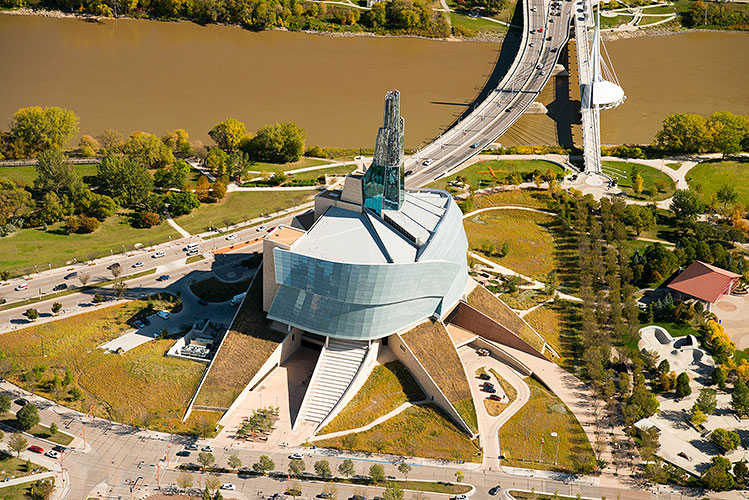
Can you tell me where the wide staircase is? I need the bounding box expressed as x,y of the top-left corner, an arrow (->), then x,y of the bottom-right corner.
295,338 -> 369,428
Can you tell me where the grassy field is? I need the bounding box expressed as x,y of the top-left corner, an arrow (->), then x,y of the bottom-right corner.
524,301 -> 582,372
175,190 -> 316,234
467,286 -> 545,352
194,276 -> 285,408
189,276 -> 252,302
508,492 -> 579,500
315,404 -> 482,462
319,361 -> 425,435
464,209 -> 557,279
400,321 -> 477,433
0,212 -> 180,278
599,13 -> 632,27
642,5 -> 676,14
450,12 -> 508,33
0,478 -> 54,500
0,455 -> 46,481
688,160 -> 749,207
29,423 -> 74,445
498,289 -> 552,310
472,189 -> 553,210
665,162 -> 681,170
601,161 -> 675,201
500,377 -> 594,473
428,160 -> 562,192
287,164 -> 357,182
251,158 -> 331,174
0,164 -> 98,188
647,321 -> 701,338
0,295 -> 204,432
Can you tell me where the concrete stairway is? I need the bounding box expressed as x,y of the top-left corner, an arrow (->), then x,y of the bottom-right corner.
297,338 -> 369,426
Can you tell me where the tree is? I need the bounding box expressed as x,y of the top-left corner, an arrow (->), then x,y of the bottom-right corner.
29,478 -> 54,500
675,372 -> 692,398
397,462 -> 412,480
321,483 -> 338,500
176,472 -> 193,491
670,189 -> 705,222
97,154 -> 154,207
49,422 -> 58,435
205,475 -> 221,492
205,148 -> 230,176
690,407 -> 707,426
626,204 -> 655,236
140,212 -> 160,227
311,459 -> 330,478
162,128 -> 192,155
209,119 -> 248,151
288,458 -> 305,477
165,191 -> 201,216
228,455 -> 242,470
244,122 -> 305,163
25,309 -> 39,321
208,180 -> 227,202
338,458 -> 355,478
34,148 -> 83,198
716,184 -> 739,210
695,388 -> 718,415
123,131 -> 174,169
98,129 -> 124,152
79,216 -> 100,233
707,111 -> 749,157
702,456 -> 734,491
734,461 -> 748,487
79,135 -> 100,157
383,482 -> 404,500
51,301 -> 62,315
154,159 -> 190,189
712,428 -> 740,453
8,433 -> 27,456
198,451 -> 216,470
655,113 -> 708,154
16,404 -> 40,430
632,172 -> 644,195
78,273 -> 91,287
252,455 -> 275,474
0,179 -> 33,225
454,470 -> 464,483
113,281 -> 128,298
79,192 -> 118,221
0,395 -> 10,414
9,106 -> 79,157
369,463 -> 385,485
732,378 -> 749,417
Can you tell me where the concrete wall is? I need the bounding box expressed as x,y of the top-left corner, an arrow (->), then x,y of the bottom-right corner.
448,302 -> 547,360
314,340 -> 381,434
469,338 -> 532,376
389,332 -> 476,437
216,326 -> 303,428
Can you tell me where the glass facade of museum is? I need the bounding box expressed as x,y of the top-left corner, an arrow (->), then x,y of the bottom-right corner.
267,199 -> 468,340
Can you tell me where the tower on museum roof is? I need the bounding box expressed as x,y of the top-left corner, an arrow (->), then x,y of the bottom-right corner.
362,90 -> 405,215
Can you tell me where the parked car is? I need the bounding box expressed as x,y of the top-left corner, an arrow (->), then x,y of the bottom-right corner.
451,495 -> 468,500
477,348 -> 490,356
351,496 -> 365,500
488,394 -> 502,401
184,243 -> 199,251
45,450 -> 60,459
156,310 -> 170,320
422,159 -> 434,166
176,451 -> 191,457
478,373 -> 490,380
318,493 -> 333,499
225,234 -> 237,241
201,445 -> 214,452
186,249 -> 199,257
52,283 -> 68,291
133,320 -> 145,329
156,275 -> 170,282
152,251 -> 165,259
52,445 -> 67,453
64,272 -> 78,280
489,486 -> 501,495
141,317 -> 151,326
132,262 -> 144,268
15,398 -> 28,406
185,444 -> 199,451
483,386 -> 497,394
28,446 -> 43,454
257,225 -> 267,232
221,484 -> 236,491
288,453 -> 303,460
14,283 -> 28,291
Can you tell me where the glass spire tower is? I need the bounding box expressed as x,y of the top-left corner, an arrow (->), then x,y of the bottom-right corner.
363,90 -> 405,214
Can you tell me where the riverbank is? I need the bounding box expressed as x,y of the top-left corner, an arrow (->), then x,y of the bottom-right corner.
601,20 -> 748,41
0,6 -> 506,42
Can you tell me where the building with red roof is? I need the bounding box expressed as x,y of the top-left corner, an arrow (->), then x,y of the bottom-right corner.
666,260 -> 741,310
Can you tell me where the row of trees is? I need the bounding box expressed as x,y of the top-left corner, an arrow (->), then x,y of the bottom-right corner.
655,111 -> 749,156
1,0 -> 451,37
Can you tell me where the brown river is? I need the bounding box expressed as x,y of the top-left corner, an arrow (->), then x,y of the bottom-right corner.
0,14 -> 747,148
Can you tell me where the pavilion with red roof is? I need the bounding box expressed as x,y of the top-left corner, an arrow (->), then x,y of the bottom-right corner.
666,260 -> 741,310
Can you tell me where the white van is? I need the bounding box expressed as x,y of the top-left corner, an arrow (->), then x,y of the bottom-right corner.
153,251 -> 166,258
183,243 -> 199,251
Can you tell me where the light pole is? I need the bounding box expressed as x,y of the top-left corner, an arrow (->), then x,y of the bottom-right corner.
552,431 -> 560,465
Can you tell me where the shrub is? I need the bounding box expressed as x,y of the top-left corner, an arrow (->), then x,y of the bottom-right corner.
140,212 -> 160,227
79,216 -> 101,233
711,428 -> 740,452
24,309 -> 39,320
305,145 -> 327,158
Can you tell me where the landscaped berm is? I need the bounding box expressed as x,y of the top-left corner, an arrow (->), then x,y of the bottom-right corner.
193,274 -> 285,409
318,360 -> 425,435
400,320 -> 478,433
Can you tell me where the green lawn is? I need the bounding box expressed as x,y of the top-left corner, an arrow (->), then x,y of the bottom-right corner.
0,455 -> 46,481
319,361 -> 425,435
599,13 -> 632,27
0,164 -> 98,188
0,212 -> 180,278
500,377 -> 595,473
601,161 -> 675,201
467,286 -> 545,352
0,296 -> 204,433
498,288 -> 552,310
450,12 -> 508,33
428,160 -> 562,191
175,190 -> 317,234
0,478 -> 54,500
639,14 -> 675,25
464,209 -> 557,279
665,162 -> 681,170
524,301 -> 583,371
287,164 -> 357,182
688,160 -> 749,207
314,404 -> 482,462
251,158 -> 331,173
189,276 -> 252,303
647,322 -> 701,338
472,189 -> 553,210
641,5 -> 676,14
29,423 -> 74,445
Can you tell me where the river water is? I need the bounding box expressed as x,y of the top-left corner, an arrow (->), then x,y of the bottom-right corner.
0,14 -> 747,149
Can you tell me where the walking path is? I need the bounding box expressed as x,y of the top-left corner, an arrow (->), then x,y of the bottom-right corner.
166,217 -> 191,238
311,400 -> 429,441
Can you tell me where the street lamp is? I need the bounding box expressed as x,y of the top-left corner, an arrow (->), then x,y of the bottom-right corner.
551,431 -> 560,465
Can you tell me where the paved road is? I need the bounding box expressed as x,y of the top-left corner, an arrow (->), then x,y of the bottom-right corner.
406,0 -> 574,188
